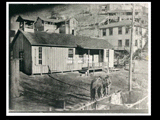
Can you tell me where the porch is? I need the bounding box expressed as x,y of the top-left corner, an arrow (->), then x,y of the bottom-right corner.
75,47 -> 114,74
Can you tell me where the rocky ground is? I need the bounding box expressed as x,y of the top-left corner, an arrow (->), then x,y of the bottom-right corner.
10,58 -> 149,111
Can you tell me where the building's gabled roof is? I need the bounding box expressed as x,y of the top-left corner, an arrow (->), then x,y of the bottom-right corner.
16,15 -> 36,22
75,14 -> 107,25
37,17 -> 65,23
11,29 -> 113,50
16,15 -> 66,24
75,36 -> 113,49
99,20 -> 143,29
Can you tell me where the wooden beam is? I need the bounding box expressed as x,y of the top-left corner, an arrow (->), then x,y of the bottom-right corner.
88,49 -> 90,70
129,3 -> 135,92
99,50 -> 101,67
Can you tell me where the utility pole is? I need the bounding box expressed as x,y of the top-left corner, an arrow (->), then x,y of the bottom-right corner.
129,3 -> 135,92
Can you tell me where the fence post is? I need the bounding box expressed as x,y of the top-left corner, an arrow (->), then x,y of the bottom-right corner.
63,100 -> 65,110
95,101 -> 97,110
10,59 -> 20,110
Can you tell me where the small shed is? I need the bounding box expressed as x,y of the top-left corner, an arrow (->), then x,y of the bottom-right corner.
11,29 -> 114,75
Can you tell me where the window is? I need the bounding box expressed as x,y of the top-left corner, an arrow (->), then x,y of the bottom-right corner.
118,40 -> 122,47
78,55 -> 84,63
135,27 -> 138,35
39,47 -> 42,64
141,20 -> 144,24
109,28 -> 113,35
126,12 -> 132,15
102,29 -> 106,36
125,39 -> 129,47
68,48 -> 74,64
118,27 -> 122,34
125,26 -> 129,34
135,40 -> 138,46
139,28 -> 142,35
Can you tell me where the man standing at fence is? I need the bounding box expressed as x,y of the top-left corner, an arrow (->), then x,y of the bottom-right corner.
106,75 -> 112,95
103,75 -> 112,96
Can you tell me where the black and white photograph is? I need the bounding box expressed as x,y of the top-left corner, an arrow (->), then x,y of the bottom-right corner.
6,2 -> 151,116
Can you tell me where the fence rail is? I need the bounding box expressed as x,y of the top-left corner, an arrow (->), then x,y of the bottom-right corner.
72,90 -> 122,111
124,96 -> 148,109
71,91 -> 148,111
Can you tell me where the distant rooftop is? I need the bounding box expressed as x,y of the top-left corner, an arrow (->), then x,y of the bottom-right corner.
99,20 -> 147,29
16,15 -> 36,22
16,15 -> 66,23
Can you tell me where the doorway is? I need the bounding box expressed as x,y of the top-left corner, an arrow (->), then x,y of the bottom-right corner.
72,29 -> 74,35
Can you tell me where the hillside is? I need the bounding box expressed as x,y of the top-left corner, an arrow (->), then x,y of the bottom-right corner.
10,4 -> 103,31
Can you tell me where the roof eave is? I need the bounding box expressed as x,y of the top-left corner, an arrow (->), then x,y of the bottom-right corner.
31,44 -> 77,48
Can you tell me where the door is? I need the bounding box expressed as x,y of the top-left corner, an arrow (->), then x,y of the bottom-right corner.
19,51 -> 24,71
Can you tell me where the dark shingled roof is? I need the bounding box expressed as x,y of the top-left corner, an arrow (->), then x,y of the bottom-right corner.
12,29 -> 113,49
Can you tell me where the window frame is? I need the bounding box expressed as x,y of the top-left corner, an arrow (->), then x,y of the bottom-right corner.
39,47 -> 42,65
118,27 -> 122,35
78,54 -> 84,64
118,40 -> 122,47
102,29 -> 106,36
109,28 -> 113,36
125,39 -> 130,47
135,27 -> 138,35
135,40 -> 138,46
68,48 -> 74,64
125,26 -> 130,34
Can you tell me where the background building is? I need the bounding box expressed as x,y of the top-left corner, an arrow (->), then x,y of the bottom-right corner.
99,20 -> 147,53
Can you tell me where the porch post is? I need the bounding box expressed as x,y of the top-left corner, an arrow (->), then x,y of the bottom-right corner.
88,49 -> 90,69
103,49 -> 106,64
87,49 -> 90,76
99,50 -> 101,67
23,21 -> 25,31
108,49 -> 110,74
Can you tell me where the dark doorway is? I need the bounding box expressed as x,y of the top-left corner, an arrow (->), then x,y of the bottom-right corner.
72,29 -> 74,35
19,51 -> 24,71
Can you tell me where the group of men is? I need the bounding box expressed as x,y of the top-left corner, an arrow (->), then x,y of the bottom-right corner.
90,75 -> 112,101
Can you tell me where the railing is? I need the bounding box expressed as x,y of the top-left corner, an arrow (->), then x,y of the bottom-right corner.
71,90 -> 123,111
124,96 -> 148,109
71,91 -> 148,111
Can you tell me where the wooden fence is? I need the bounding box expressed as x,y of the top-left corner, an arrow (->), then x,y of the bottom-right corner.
70,91 -> 148,111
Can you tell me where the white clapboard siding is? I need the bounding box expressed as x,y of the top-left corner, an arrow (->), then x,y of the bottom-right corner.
109,49 -> 114,68
94,55 -> 99,63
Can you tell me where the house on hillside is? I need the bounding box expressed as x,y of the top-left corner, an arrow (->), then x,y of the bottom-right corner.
11,29 -> 114,75
64,17 -> 78,35
99,20 -> 147,53
16,15 -> 78,35
34,17 -> 78,35
98,4 -> 148,25
34,17 -> 63,33
16,15 -> 36,32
